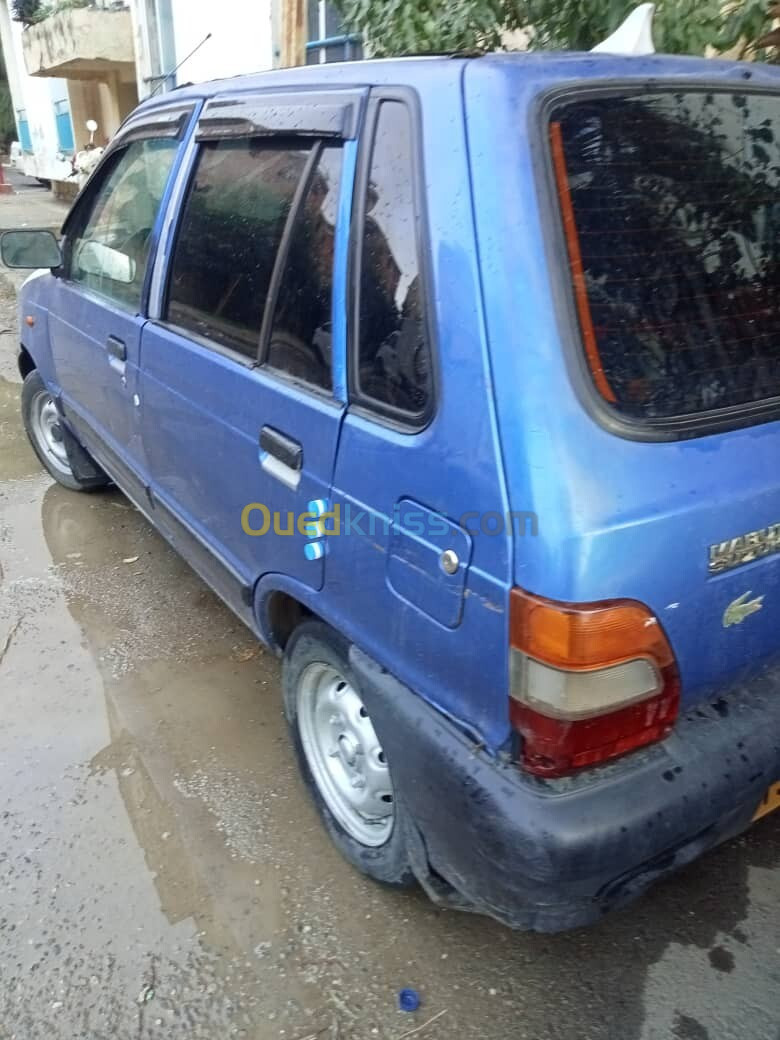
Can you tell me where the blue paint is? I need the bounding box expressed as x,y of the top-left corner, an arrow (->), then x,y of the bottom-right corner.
141,100 -> 204,314
305,33 -> 361,50
54,101 -> 75,153
331,139 -> 357,402
17,114 -> 32,154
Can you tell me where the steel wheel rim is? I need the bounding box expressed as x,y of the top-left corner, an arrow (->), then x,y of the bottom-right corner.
29,389 -> 72,477
297,662 -> 394,847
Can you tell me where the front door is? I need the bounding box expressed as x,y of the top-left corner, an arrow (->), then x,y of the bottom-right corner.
48,111 -> 192,487
139,91 -> 363,617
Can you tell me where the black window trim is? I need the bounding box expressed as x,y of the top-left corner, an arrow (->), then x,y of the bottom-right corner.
348,86 -> 439,433
534,77 -> 780,443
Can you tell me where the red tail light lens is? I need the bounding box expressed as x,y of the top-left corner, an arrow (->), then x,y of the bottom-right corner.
509,588 -> 680,777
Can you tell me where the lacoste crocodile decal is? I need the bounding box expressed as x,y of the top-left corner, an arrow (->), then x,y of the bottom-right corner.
722,591 -> 765,629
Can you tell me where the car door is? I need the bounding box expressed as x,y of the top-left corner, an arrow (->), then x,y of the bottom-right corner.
48,105 -> 195,493
139,90 -> 364,621
326,91 -> 511,745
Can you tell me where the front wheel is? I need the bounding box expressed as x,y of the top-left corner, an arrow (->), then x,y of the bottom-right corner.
283,620 -> 415,887
21,370 -> 107,492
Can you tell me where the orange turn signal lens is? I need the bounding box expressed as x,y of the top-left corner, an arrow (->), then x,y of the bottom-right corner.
509,587 -> 675,672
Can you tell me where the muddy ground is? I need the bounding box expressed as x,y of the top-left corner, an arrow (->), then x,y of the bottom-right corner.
0,179 -> 779,1040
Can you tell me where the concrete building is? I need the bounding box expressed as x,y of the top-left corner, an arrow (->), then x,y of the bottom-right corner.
131,0 -> 275,100
131,1 -> 361,102
0,1 -> 73,184
0,0 -> 362,195
0,0 -> 138,193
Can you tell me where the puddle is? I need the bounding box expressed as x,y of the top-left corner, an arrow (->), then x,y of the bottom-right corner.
1,343 -> 778,1038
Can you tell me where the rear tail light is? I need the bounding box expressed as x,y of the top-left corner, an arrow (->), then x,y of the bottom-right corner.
509,588 -> 680,777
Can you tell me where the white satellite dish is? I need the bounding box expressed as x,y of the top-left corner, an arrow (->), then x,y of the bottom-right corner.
591,3 -> 656,55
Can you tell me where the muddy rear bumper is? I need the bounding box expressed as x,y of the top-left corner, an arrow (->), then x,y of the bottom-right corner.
349,647 -> 780,932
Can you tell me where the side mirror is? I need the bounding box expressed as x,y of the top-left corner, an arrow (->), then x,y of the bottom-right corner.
0,229 -> 62,270
75,240 -> 136,284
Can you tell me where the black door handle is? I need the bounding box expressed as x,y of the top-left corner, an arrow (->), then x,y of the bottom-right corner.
260,426 -> 302,471
106,336 -> 127,362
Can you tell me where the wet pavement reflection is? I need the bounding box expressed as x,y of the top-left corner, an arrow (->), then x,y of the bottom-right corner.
1,350 -> 779,1038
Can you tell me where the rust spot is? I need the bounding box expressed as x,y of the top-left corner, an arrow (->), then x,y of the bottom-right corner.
25,315 -> 35,327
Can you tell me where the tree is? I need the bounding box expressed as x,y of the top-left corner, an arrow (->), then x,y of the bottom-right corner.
334,0 -> 778,59
11,0 -> 43,25
0,47 -> 14,148
333,0 -> 524,56
749,1 -> 780,59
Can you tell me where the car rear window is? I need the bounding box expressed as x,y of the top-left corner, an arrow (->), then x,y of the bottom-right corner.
549,90 -> 780,422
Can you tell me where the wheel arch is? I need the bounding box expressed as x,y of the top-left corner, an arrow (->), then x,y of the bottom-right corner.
258,584 -> 318,653
18,345 -> 35,380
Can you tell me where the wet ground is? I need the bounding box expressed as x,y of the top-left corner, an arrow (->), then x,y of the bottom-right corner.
1,187 -> 779,1040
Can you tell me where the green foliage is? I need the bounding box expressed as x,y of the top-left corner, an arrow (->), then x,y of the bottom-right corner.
0,83 -> 15,148
11,0 -> 43,23
523,0 -> 773,55
333,0 -> 779,59
0,33 -> 13,147
12,0 -> 92,25
333,0 -> 524,56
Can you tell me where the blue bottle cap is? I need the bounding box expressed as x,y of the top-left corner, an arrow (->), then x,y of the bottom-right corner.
399,988 -> 420,1012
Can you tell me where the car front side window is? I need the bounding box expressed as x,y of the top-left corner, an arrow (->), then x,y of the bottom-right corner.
67,137 -> 179,311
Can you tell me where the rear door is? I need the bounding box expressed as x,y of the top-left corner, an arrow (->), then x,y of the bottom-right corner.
325,90 -> 512,746
139,90 -> 364,618
48,106 -> 194,491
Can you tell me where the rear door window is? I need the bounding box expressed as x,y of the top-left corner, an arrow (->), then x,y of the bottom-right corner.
550,90 -> 780,422
166,140 -> 310,360
265,143 -> 343,391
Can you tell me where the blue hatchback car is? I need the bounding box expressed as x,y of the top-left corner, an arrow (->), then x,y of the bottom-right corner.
5,51 -> 780,932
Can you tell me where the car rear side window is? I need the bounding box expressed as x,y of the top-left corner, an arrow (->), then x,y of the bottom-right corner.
550,91 -> 780,422
356,100 -> 432,421
265,144 -> 343,391
167,140 -> 309,360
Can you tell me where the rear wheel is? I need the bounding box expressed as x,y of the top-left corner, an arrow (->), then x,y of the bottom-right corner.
283,620 -> 415,886
21,370 -> 107,492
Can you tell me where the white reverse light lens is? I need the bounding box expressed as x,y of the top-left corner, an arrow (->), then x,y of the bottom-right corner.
511,651 -> 662,721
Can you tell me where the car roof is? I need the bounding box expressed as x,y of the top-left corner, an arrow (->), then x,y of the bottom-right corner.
135,51 -> 780,116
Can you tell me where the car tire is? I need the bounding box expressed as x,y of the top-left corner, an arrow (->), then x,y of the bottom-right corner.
21,370 -> 108,492
283,620 -> 416,888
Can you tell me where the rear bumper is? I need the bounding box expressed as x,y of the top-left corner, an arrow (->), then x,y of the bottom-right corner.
350,647 -> 780,932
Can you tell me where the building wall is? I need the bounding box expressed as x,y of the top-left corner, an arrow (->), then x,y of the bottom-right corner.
0,1 -> 73,182
133,0 -> 275,99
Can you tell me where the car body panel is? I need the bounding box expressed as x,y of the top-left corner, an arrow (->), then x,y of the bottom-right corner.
463,55 -> 780,713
